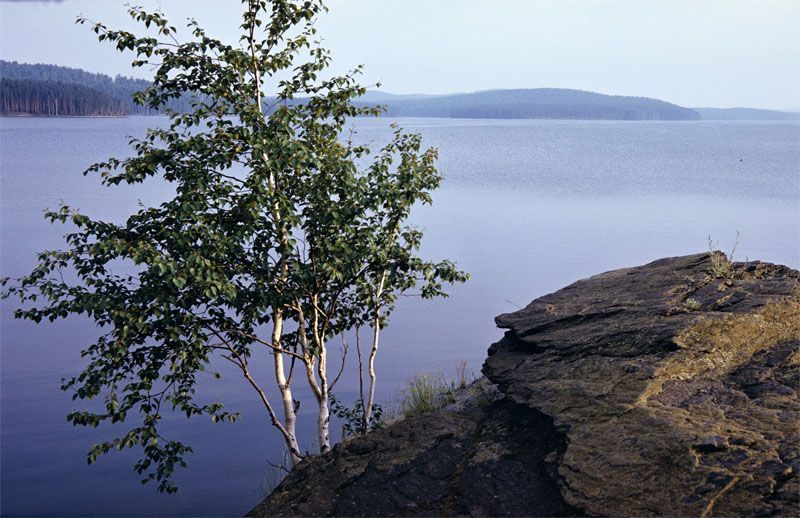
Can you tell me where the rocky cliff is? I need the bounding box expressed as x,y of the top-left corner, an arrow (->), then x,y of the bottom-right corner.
249,253 -> 800,517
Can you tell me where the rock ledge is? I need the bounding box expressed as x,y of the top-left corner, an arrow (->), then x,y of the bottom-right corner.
250,254 -> 799,517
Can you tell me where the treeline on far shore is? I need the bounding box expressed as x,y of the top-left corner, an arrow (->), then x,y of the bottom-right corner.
0,60 -> 194,117
1,78 -> 126,116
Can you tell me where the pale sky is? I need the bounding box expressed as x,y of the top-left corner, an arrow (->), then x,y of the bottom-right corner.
1,0 -> 799,109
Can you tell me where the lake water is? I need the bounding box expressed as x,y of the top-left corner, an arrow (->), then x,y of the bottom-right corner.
1,116 -> 798,516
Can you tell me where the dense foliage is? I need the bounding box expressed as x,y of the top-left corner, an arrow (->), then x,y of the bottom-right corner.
2,0 -> 466,493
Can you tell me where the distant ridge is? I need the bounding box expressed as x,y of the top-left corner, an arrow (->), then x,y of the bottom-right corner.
357,88 -> 701,121
356,91 -> 442,103
2,61 -> 795,121
692,107 -> 800,121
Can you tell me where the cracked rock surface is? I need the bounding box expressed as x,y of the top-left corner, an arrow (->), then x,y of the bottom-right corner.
249,253 -> 799,517
486,253 -> 799,517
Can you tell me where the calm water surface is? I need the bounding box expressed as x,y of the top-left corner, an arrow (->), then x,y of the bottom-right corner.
1,116 -> 798,516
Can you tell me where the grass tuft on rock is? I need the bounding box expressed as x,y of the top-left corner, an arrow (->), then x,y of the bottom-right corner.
400,371 -> 457,417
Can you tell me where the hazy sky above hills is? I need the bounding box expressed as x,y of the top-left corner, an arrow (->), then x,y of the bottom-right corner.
1,0 -> 798,110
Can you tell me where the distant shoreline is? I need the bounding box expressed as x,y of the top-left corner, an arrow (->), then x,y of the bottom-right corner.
2,113 -> 799,123
3,61 -> 798,122
1,113 -> 128,118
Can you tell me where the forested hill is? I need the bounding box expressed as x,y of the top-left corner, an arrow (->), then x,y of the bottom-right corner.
357,89 -> 702,120
7,61 -> 771,121
1,78 -> 126,117
0,61 -> 194,116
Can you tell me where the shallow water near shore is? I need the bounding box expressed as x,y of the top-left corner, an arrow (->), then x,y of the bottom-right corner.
1,116 -> 798,516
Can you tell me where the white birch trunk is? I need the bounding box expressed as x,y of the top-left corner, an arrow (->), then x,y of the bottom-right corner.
247,17 -> 301,466
364,322 -> 380,429
363,272 -> 387,429
317,392 -> 330,454
316,330 -> 331,454
272,312 -> 301,465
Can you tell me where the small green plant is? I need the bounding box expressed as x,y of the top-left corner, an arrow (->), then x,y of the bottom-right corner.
683,297 -> 702,311
400,371 -> 455,417
707,231 -> 740,279
329,394 -> 384,438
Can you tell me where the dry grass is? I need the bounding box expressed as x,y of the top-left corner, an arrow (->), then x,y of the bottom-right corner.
454,360 -> 469,389
707,231 -> 740,280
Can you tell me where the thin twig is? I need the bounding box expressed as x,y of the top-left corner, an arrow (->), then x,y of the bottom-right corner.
329,335 -> 348,391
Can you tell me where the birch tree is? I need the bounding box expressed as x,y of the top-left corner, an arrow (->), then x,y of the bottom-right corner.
2,0 -> 466,492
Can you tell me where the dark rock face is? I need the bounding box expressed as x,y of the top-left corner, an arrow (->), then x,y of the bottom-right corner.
249,387 -> 579,517
250,253 -> 800,517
